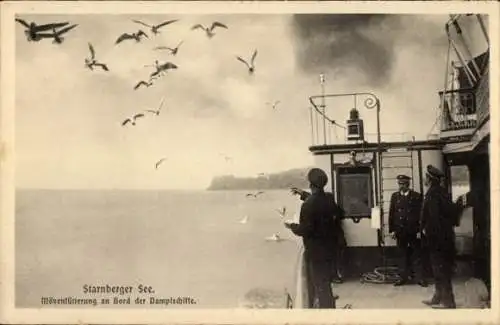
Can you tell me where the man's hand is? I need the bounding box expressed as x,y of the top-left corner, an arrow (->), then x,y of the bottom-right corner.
284,220 -> 296,229
290,187 -> 304,196
389,232 -> 396,240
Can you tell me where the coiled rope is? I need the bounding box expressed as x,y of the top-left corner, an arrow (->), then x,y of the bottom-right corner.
360,266 -> 401,284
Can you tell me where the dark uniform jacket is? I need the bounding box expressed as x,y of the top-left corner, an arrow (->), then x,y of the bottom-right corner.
388,190 -> 423,235
299,191 -> 346,247
290,190 -> 343,261
420,184 -> 456,249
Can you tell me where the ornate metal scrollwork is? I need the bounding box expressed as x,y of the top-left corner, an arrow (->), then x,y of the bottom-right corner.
363,94 -> 379,110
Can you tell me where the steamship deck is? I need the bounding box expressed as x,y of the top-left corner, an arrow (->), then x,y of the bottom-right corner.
330,277 -> 487,309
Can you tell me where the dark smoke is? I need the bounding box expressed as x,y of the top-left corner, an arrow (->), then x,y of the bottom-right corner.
291,14 -> 401,87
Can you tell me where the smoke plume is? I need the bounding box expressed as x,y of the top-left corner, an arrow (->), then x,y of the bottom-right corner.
291,14 -> 403,87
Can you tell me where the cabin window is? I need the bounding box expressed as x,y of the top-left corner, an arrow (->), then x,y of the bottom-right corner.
336,166 -> 373,219
450,165 -> 470,200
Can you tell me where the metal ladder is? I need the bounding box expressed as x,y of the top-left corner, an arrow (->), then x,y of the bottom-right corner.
379,147 -> 415,240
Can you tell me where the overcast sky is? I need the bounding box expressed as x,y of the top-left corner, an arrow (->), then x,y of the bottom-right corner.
15,13 -> 451,190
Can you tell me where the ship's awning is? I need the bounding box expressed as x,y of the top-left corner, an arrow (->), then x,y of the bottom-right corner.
443,118 -> 490,155
443,141 -> 475,154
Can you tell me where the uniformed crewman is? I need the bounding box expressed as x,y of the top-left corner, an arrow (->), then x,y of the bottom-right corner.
290,186 -> 347,284
284,168 -> 343,308
388,174 -> 427,286
420,165 -> 457,309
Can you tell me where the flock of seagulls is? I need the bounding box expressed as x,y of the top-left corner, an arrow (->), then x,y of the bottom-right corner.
17,16 -> 281,172
240,189 -> 291,243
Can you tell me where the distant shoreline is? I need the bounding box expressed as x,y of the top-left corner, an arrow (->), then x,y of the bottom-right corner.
207,166 -> 470,191
206,168 -> 311,191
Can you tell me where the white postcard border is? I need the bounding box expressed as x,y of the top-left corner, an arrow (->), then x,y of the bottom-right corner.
1,1 -> 499,324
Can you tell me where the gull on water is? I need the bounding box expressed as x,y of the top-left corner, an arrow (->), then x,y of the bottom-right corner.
265,233 -> 283,242
246,191 -> 264,198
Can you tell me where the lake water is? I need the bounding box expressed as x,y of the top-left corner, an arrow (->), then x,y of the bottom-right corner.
15,189 -> 303,309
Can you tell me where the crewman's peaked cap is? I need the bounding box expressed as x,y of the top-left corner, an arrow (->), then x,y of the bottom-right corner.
397,175 -> 411,183
426,164 -> 444,179
307,168 -> 328,188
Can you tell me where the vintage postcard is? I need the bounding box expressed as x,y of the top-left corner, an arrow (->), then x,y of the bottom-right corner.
1,1 -> 499,324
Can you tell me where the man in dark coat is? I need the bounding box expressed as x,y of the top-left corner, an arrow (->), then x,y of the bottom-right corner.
388,174 -> 427,286
285,168 -> 343,308
420,165 -> 457,309
290,186 -> 347,283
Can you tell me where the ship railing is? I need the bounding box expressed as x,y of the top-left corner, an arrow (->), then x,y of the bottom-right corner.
308,106 -> 414,147
438,89 -> 478,132
476,68 -> 489,127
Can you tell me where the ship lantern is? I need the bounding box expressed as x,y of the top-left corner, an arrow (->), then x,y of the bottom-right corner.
346,108 -> 365,141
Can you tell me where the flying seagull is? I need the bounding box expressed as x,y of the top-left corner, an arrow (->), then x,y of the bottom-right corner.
236,49 -> 257,74
266,100 -> 280,110
121,113 -> 145,126
132,19 -> 178,35
15,19 -> 69,42
275,206 -> 287,218
191,21 -> 227,38
45,24 -> 78,44
219,153 -> 232,162
150,61 -> 178,78
145,97 -> 165,116
115,30 -> 148,44
134,79 -> 154,90
239,215 -> 249,224
246,191 -> 264,198
85,43 -> 109,71
155,158 -> 167,169
154,40 -> 184,56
